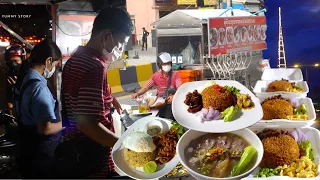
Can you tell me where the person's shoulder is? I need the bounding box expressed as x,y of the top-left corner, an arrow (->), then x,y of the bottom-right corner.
172,71 -> 180,76
65,53 -> 106,72
152,71 -> 161,77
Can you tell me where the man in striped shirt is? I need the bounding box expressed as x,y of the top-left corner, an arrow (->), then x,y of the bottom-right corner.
60,7 -> 133,178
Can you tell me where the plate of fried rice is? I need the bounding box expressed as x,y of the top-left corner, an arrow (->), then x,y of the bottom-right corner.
172,80 -> 263,132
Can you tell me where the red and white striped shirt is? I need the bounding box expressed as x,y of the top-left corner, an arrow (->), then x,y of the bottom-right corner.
146,70 -> 182,96
61,46 -> 115,177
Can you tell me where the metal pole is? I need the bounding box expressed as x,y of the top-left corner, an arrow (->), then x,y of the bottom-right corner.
51,4 -> 57,42
0,20 -> 33,49
227,0 -> 232,8
306,68 -> 308,82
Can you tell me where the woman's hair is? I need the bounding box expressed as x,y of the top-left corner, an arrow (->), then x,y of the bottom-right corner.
15,40 -> 62,90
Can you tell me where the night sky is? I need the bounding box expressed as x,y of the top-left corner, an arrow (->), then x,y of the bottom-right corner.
0,4 -> 51,38
263,0 -> 320,67
263,0 -> 320,99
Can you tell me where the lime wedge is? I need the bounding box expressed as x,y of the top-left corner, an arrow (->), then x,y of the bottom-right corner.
143,161 -> 157,174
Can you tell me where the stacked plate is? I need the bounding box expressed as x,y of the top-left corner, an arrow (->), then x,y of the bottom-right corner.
244,68 -> 320,180
252,68 -> 316,128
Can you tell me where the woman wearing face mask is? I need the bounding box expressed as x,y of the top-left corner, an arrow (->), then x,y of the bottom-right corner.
132,52 -> 182,119
14,40 -> 63,178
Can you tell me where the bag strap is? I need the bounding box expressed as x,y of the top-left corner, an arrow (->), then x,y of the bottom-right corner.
164,71 -> 173,101
17,79 -> 41,121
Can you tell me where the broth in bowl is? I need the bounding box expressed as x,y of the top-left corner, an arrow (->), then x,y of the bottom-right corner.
177,129 -> 263,180
185,133 -> 254,178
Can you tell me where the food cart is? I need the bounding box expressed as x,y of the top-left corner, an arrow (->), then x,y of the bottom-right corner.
151,9 -> 264,87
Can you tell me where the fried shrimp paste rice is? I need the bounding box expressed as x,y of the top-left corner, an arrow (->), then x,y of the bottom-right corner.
201,86 -> 234,112
266,80 -> 294,92
261,134 -> 300,168
262,96 -> 293,120
123,132 -> 157,168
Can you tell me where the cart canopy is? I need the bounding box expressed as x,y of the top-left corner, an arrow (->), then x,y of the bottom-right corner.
151,9 -> 254,30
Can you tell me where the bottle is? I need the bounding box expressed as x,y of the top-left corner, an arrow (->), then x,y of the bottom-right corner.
120,109 -> 134,130
138,99 -> 149,113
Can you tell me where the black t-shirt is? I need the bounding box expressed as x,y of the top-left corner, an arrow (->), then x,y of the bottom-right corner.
142,30 -> 149,41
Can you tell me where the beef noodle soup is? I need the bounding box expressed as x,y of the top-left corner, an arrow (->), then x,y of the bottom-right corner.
185,133 -> 254,178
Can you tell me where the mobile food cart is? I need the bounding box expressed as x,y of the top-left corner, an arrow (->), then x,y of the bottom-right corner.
151,9 -> 265,87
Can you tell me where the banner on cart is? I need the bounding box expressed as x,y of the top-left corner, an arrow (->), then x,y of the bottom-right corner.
208,16 -> 267,55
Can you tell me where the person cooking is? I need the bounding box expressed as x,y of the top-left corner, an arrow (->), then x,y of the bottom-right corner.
132,52 -> 182,119
4,45 -> 26,116
13,40 -> 63,178
58,7 -> 133,178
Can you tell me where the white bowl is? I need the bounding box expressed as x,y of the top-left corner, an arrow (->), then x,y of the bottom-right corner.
253,80 -> 309,98
251,95 -> 316,129
144,120 -> 163,137
177,128 -> 264,180
244,127 -> 320,180
261,68 -> 303,82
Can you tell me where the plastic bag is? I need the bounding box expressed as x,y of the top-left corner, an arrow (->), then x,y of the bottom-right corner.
257,58 -> 270,72
181,41 -> 195,64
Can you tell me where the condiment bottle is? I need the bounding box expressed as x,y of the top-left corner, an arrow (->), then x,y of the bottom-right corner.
120,109 -> 134,130
138,99 -> 149,113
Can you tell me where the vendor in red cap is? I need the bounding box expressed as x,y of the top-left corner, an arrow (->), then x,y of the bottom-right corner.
4,44 -> 26,115
132,52 -> 182,119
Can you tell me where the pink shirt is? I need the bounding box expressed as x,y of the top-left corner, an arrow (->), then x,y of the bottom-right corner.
146,70 -> 182,96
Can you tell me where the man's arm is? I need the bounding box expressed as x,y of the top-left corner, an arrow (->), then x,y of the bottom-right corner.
76,115 -> 118,147
132,76 -> 154,98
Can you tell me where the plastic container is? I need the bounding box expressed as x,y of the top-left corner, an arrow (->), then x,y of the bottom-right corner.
176,70 -> 200,84
251,95 -> 316,129
261,68 -> 303,82
253,80 -> 309,98
243,127 -> 320,180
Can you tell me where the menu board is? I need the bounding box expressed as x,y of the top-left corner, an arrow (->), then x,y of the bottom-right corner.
208,16 -> 267,55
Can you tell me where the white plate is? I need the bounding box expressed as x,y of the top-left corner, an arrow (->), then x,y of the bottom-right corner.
177,128 -> 264,180
253,80 -> 309,98
261,68 -> 303,82
243,127 -> 320,180
251,96 -> 316,128
112,116 -> 180,180
172,80 -> 263,133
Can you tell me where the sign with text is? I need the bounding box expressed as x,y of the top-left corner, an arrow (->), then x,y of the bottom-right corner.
208,16 -> 267,55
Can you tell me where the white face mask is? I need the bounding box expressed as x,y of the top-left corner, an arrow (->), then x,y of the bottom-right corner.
102,35 -> 123,62
44,66 -> 56,78
162,65 -> 171,73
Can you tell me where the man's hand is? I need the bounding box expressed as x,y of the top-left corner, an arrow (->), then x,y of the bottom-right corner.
132,93 -> 138,99
167,95 -> 173,104
113,98 -> 122,115
7,76 -> 17,85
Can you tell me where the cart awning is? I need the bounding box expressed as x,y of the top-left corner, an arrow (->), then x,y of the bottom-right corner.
151,9 -> 254,29
157,28 -> 202,37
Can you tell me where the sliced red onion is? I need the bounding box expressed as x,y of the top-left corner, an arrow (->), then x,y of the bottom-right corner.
289,98 -> 300,108
196,108 -> 209,123
196,107 -> 221,123
205,107 -> 221,121
289,129 -> 307,142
